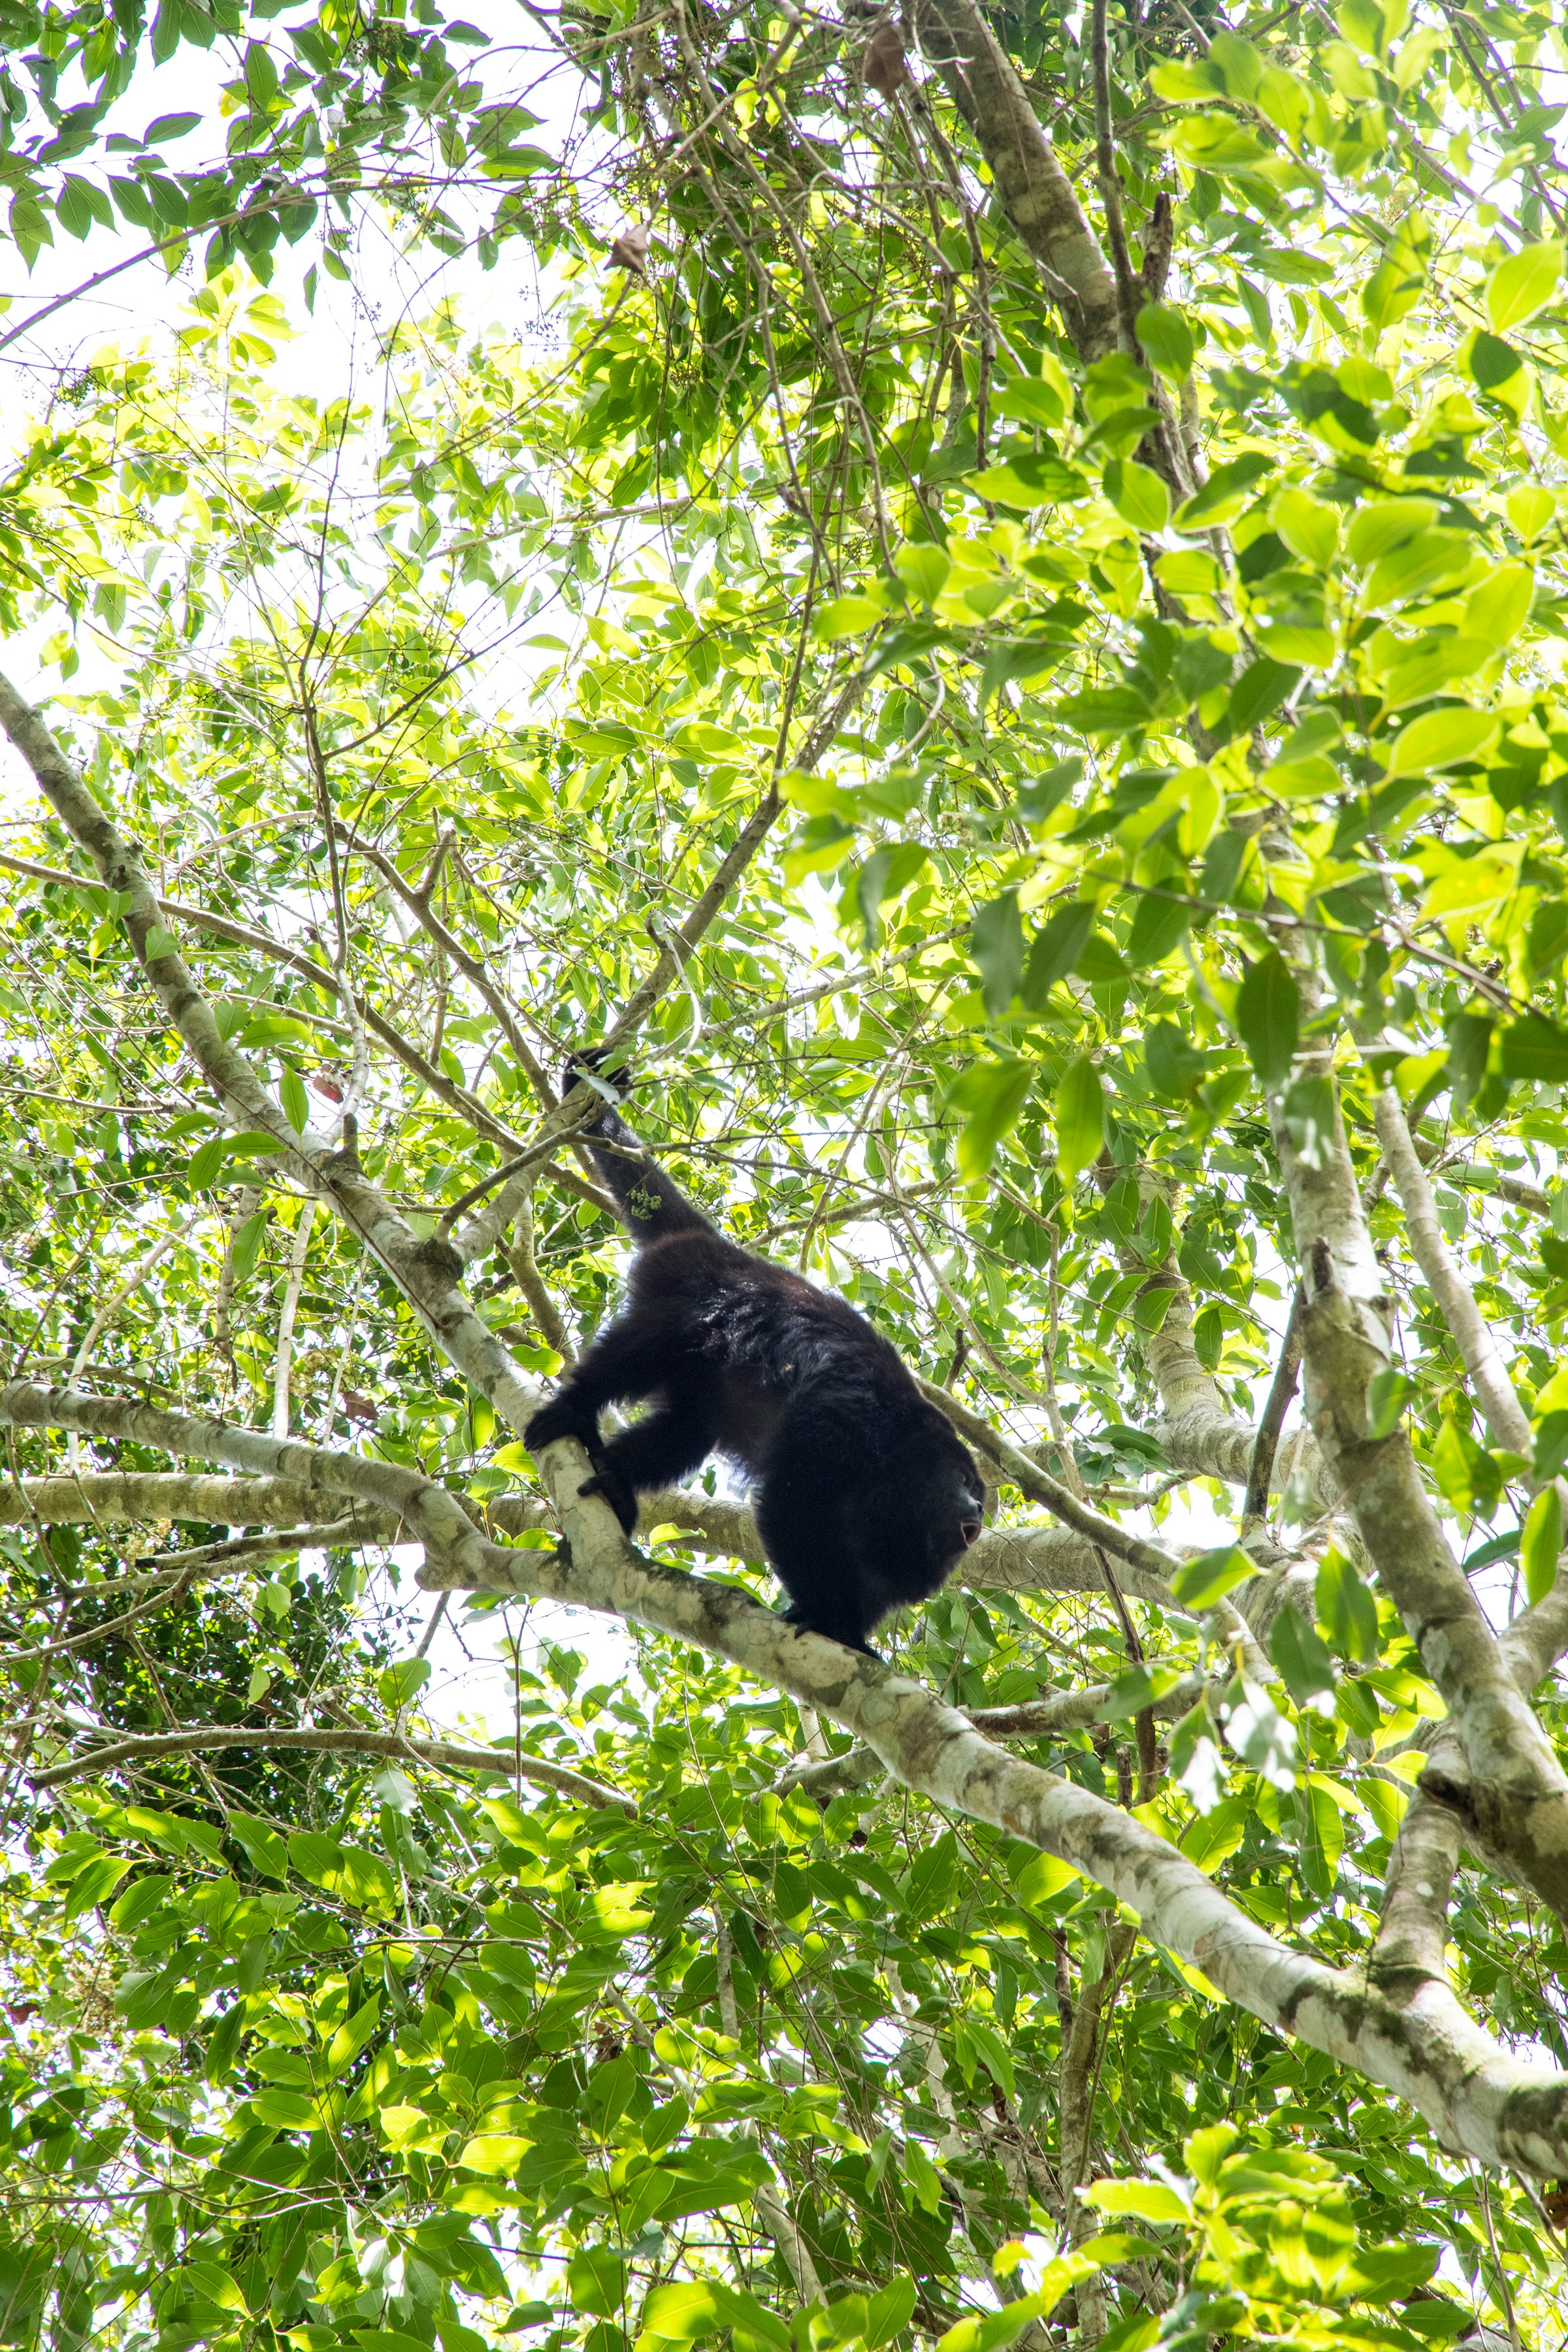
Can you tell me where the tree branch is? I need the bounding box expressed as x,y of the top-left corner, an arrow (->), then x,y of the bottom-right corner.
7,1378 -> 1568,2174
1241,1291 -> 1303,1534
1264,1018 -> 1568,1925
0,847 -> 619,1221
907,0 -> 1120,360
1373,1080 -> 1532,1456
1090,0 -> 1142,355
29,1722 -> 634,1810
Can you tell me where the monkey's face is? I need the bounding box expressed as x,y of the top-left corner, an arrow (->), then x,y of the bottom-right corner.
870,1425 -> 985,1601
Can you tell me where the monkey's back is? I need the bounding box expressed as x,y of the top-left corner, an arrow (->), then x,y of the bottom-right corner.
626,1225 -> 927,1475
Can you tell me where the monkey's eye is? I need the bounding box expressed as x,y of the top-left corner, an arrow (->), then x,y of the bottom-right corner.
960,1520 -> 982,1547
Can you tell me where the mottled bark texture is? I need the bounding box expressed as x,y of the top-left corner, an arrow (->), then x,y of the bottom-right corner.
1269,1047 -> 1568,1930
907,0 -> 1120,362
1373,1081 -> 1531,1457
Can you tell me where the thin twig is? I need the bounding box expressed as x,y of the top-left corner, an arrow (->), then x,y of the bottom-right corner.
1090,0 -> 1143,355
1241,1291 -> 1304,1534
30,1721 -> 634,1810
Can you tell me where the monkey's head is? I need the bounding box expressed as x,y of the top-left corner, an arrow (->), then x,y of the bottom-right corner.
865,1414 -> 985,1605
559,1046 -> 633,1104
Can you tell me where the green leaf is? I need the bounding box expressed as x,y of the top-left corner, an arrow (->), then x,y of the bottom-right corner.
1103,458 -> 1170,532
1135,302 -> 1194,384
1175,449 -> 1275,529
287,1829 -> 344,1886
280,1064 -> 310,1134
1234,951 -> 1299,1088
1124,885 -> 1191,968
642,2282 -> 725,2340
230,1207 -> 267,1283
1522,1484 -> 1561,1606
1170,1545 -> 1253,1610
1346,497 -> 1440,564
108,1872 -> 172,1929
855,842 -> 927,949
1535,1410 -> 1568,1482
1054,1057 -> 1104,1180
1015,1850 -> 1082,1909
953,1059 -> 1035,1179
1022,902 -> 1095,1004
189,1130 -> 284,1188
378,1657 -> 433,1709
1499,1012 -> 1568,1085
1464,563 -> 1534,649
972,891 -> 1024,1015
1269,1606 -> 1336,1708
1085,2178 -> 1190,2223
967,455 -> 1090,508
894,543 -> 951,602
813,596 -> 883,641
1230,655 -> 1298,734
1100,1661 -> 1186,1718
1383,708 -> 1499,777
61,1853 -> 132,1919
568,2246 -> 625,2319
866,2279 -> 918,2347
1315,1550 -> 1379,1663
1485,239 -> 1563,333
325,1994 -> 382,2076
1273,487 -> 1339,566
1367,1367 -> 1414,1438
250,2087 -> 318,2130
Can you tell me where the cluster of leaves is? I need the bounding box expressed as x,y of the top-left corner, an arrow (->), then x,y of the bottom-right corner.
5,1628 -> 1541,2351
4,0 -> 1568,2340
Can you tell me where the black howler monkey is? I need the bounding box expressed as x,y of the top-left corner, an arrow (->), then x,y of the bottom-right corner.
523,1058 -> 985,1654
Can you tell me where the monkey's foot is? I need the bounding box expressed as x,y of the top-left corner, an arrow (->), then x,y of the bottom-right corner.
779,1603 -> 879,1659
577,1469 -> 638,1535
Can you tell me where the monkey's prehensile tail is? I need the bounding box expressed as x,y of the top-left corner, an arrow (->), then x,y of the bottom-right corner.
563,1056 -> 715,1248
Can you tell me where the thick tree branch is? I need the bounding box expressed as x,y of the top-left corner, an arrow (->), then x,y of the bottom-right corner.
907,0 -> 1120,360
1266,1026 -> 1568,1925
7,1378 -> 1568,2174
0,1470 -> 331,1529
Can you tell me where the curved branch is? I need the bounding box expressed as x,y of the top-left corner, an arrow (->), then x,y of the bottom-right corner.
5,1378 -> 1568,2174
908,0 -> 1120,360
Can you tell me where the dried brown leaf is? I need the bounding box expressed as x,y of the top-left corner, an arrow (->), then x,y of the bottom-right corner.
607,222 -> 650,272
863,19 -> 909,96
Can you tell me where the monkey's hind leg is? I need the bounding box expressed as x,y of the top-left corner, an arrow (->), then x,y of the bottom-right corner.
580,1375 -> 721,1534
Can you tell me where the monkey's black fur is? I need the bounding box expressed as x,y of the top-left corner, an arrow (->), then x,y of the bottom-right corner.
523,1058 -> 985,1654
